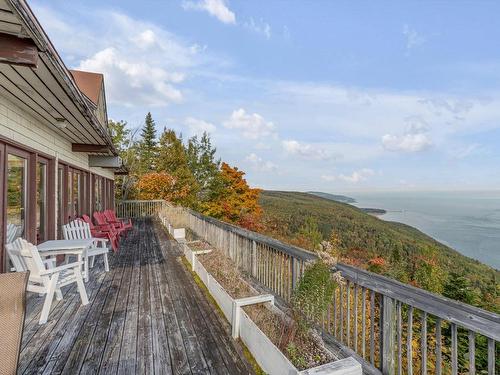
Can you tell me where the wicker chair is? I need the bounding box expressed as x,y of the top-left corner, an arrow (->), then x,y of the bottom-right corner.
0,271 -> 29,375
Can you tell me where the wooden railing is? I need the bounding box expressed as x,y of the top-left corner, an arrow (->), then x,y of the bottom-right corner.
121,200 -> 500,375
115,199 -> 167,218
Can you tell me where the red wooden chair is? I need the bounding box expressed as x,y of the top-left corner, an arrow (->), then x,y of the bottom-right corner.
81,214 -> 119,252
104,209 -> 132,232
94,211 -> 127,237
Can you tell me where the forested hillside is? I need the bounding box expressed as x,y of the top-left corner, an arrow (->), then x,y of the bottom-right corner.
259,191 -> 499,313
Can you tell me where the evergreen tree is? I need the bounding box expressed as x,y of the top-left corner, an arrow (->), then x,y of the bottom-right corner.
187,132 -> 222,202
138,112 -> 158,174
108,119 -> 137,200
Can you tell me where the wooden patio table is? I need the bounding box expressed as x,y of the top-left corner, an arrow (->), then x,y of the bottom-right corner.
37,238 -> 96,282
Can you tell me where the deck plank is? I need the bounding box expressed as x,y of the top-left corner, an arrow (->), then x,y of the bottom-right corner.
98,232 -> 136,375
137,221 -> 155,374
19,219 -> 253,375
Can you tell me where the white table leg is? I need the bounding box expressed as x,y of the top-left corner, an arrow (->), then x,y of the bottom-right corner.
83,249 -> 89,282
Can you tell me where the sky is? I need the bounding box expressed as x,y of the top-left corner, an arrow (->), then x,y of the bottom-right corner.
30,0 -> 500,192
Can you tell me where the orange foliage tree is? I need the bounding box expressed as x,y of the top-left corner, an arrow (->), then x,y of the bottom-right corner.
136,172 -> 190,204
202,162 -> 262,230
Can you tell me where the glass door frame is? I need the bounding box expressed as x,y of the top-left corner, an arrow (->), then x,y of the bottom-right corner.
0,142 -> 5,271
36,156 -> 49,244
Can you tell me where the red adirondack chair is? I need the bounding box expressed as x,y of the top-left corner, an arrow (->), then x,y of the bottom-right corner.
94,211 -> 127,237
104,209 -> 132,232
81,215 -> 119,252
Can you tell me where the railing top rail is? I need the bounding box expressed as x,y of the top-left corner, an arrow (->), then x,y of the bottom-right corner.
187,209 -> 318,262
336,263 -> 500,340
116,199 -> 165,203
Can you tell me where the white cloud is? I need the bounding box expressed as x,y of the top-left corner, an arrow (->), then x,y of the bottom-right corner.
245,153 -> 278,172
183,0 -> 236,24
33,8 -> 211,108
320,174 -> 337,182
321,169 -> 374,183
243,18 -> 271,39
338,169 -> 375,183
184,117 -> 216,136
382,117 -> 432,152
282,140 -> 330,160
79,47 -> 184,106
448,143 -> 481,160
223,108 -> 276,139
403,25 -> 425,54
382,133 -> 432,152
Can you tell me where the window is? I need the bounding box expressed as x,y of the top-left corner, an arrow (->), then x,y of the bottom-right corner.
36,161 -> 47,243
7,153 -> 27,242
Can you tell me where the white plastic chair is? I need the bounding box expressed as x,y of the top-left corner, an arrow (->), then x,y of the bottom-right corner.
63,220 -> 110,274
6,238 -> 89,324
6,227 -> 57,274
6,223 -> 21,244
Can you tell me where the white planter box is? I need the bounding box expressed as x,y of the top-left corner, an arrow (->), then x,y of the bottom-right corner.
239,308 -> 298,374
160,215 -> 362,375
173,228 -> 185,240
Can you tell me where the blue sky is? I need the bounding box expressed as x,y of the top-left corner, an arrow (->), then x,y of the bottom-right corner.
31,0 -> 500,191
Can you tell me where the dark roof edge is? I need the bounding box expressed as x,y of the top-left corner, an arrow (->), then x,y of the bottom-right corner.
7,0 -> 118,156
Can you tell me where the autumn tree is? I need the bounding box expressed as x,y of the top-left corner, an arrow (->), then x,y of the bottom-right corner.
202,162 -> 262,229
136,172 -> 189,204
157,128 -> 198,206
138,112 -> 158,174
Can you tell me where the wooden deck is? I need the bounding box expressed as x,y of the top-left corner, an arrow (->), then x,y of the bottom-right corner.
19,219 -> 254,375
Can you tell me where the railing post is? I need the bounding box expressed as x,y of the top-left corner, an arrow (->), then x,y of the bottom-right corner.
381,295 -> 396,375
251,240 -> 257,277
291,258 -> 297,290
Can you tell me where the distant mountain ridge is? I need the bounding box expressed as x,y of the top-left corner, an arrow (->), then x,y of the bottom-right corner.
307,191 -> 356,203
259,190 -> 498,313
307,191 -> 387,215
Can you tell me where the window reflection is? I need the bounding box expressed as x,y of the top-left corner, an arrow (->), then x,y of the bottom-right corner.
7,154 -> 27,243
73,172 -> 80,217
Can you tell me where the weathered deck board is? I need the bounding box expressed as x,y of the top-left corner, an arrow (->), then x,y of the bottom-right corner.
20,219 -> 254,375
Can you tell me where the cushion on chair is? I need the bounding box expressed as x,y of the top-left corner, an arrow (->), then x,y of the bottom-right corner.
0,271 -> 29,375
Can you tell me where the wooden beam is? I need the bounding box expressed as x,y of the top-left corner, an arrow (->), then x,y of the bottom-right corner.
72,143 -> 109,153
0,33 -> 38,67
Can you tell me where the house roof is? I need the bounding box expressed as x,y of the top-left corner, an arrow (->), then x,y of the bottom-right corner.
69,70 -> 103,106
0,0 -> 118,157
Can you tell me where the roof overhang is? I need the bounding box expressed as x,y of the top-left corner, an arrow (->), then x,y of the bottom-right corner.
89,155 -> 122,168
0,0 -> 117,156
88,154 -> 129,175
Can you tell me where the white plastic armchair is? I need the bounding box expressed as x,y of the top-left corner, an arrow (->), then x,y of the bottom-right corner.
6,239 -> 89,325
6,223 -> 21,244
63,220 -> 109,273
